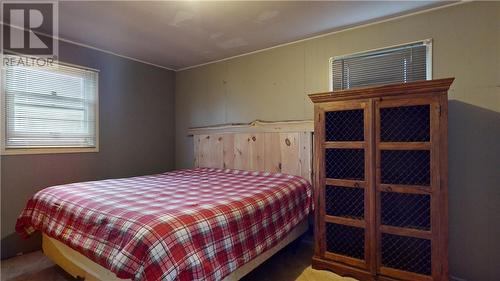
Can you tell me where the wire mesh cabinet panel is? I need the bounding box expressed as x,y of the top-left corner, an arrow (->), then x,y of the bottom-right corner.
312,99 -> 376,278
375,97 -> 446,281
309,78 -> 453,281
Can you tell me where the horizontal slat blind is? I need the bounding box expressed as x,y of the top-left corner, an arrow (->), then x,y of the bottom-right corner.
332,41 -> 430,91
3,62 -> 98,148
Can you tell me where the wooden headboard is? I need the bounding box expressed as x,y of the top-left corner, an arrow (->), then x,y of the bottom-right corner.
188,120 -> 314,183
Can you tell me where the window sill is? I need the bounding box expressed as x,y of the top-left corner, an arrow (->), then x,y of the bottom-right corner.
1,147 -> 99,156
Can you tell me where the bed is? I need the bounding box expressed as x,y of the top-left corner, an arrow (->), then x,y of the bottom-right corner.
15,120 -> 314,281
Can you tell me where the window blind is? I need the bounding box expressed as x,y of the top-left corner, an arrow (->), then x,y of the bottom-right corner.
331,41 -> 431,91
3,62 -> 98,148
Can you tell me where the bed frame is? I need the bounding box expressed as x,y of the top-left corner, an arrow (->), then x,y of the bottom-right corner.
43,119 -> 314,281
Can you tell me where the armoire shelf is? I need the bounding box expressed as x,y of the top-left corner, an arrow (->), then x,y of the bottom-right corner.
309,78 -> 454,281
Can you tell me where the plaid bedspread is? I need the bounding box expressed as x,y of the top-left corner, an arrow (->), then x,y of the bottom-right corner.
16,168 -> 312,281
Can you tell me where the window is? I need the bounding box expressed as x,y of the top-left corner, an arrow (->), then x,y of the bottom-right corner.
1,61 -> 98,154
330,40 -> 432,91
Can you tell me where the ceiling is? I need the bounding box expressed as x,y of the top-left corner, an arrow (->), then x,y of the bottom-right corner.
56,1 -> 451,70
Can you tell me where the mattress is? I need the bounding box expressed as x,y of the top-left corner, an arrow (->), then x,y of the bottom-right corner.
16,168 -> 312,281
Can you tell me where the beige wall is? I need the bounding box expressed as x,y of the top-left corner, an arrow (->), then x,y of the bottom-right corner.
176,2 -> 499,166
175,2 -> 500,280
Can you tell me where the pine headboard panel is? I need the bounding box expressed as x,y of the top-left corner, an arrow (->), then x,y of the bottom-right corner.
188,120 -> 314,183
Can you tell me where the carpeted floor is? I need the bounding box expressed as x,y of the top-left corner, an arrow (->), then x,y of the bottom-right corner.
1,234 -> 356,281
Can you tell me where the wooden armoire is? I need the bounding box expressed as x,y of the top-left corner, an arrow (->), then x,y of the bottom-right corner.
308,78 -> 453,281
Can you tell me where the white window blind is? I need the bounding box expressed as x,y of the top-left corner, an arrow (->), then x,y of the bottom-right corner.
3,62 -> 98,148
331,40 -> 432,91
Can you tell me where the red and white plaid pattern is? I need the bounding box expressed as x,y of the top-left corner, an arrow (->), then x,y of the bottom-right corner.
16,168 -> 312,281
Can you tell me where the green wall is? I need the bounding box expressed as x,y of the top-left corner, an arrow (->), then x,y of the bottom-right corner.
175,2 -> 500,281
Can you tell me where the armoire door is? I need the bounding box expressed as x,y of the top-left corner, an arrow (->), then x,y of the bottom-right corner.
375,97 -> 442,281
314,99 -> 375,273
